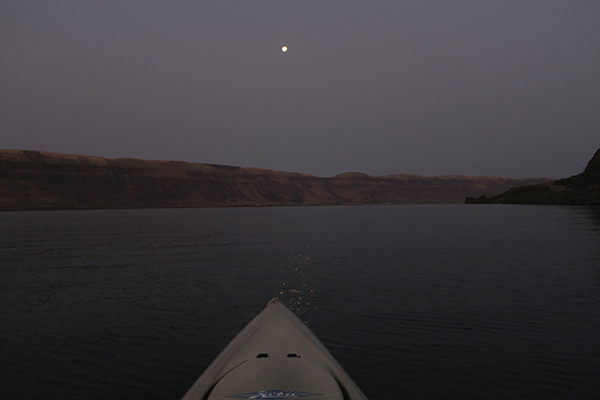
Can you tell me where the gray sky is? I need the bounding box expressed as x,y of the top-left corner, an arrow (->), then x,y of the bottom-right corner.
1,1 -> 599,178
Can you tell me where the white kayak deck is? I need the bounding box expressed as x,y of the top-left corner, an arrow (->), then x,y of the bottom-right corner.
181,298 -> 367,400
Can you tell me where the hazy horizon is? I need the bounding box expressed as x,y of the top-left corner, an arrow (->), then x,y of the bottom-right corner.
2,1 -> 599,179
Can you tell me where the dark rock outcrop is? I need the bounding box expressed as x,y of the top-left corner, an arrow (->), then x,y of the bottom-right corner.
466,148 -> 600,205
584,148 -> 600,173
0,149 -> 552,211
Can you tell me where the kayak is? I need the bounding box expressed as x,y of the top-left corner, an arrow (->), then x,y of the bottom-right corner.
181,298 -> 368,400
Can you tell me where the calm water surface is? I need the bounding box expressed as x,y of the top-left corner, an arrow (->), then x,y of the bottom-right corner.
1,205 -> 599,399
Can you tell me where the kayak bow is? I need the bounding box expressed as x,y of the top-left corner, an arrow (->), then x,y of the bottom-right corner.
181,298 -> 367,400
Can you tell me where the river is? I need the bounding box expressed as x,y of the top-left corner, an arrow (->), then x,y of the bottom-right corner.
1,205 -> 599,399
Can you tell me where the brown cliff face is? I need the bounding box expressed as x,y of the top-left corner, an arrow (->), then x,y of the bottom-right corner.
0,149 -> 552,211
466,148 -> 600,205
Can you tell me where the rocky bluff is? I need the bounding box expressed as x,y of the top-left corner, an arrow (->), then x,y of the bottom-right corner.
466,148 -> 600,205
1,150 -> 552,211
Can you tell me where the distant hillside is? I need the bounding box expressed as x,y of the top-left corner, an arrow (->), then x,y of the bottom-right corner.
466,148 -> 600,205
0,149 -> 552,211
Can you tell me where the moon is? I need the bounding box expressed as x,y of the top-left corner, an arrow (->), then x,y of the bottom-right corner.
281,46 -> 288,53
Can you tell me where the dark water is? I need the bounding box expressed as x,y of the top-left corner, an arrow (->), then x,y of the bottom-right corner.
1,205 -> 599,399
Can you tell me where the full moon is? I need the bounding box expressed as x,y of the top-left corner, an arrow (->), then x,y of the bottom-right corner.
281,46 -> 288,52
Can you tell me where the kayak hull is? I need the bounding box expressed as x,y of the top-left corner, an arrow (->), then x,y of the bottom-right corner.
181,298 -> 367,400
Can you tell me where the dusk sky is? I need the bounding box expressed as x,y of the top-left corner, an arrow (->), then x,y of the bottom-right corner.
1,1 -> 599,178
